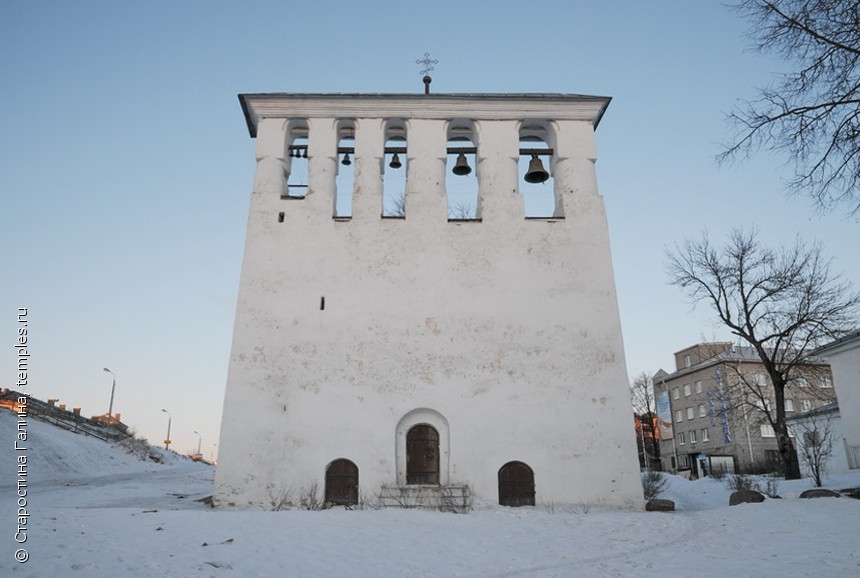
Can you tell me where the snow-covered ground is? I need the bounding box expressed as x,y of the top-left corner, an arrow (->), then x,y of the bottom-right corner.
2,410 -> 859,577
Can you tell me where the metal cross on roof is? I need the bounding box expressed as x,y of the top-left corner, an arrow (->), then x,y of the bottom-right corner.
416,52 -> 438,76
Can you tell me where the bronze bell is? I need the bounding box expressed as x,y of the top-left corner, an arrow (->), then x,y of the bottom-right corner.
341,152 -> 351,166
452,152 -> 472,176
524,154 -> 549,184
389,153 -> 402,169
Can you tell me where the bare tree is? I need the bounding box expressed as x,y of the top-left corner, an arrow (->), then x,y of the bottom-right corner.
385,194 -> 406,218
667,228 -> 859,478
631,372 -> 661,469
448,202 -> 476,220
722,0 -> 860,217
794,411 -> 836,487
717,358 -> 833,455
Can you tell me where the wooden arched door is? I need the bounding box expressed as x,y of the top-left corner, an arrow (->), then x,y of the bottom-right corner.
498,461 -> 535,507
406,424 -> 440,485
325,458 -> 359,506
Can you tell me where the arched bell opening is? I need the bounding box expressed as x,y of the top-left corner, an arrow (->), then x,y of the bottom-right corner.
335,122 -> 355,219
519,124 -> 559,218
382,121 -> 407,218
446,123 -> 480,221
284,122 -> 309,199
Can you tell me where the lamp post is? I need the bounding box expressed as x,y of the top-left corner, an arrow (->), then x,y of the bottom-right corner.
161,409 -> 172,451
102,367 -> 116,419
193,430 -> 202,457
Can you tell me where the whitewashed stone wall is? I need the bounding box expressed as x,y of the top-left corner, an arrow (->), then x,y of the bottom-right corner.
817,333 -> 860,468
215,94 -> 643,508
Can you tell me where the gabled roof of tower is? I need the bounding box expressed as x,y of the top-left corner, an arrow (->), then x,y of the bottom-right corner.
238,92 -> 612,138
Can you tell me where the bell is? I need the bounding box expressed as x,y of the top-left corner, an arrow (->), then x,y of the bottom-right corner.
389,153 -> 402,169
524,154 -> 549,184
301,148 -> 308,159
452,152 -> 472,176
341,152 -> 351,166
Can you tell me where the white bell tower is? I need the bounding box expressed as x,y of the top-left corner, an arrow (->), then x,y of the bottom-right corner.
215,89 -> 642,510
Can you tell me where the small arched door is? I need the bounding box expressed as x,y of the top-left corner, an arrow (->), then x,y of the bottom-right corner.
406,424 -> 440,484
324,459 -> 359,506
498,461 -> 535,507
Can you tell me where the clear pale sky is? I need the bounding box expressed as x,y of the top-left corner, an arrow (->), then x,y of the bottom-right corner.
2,1 -> 857,459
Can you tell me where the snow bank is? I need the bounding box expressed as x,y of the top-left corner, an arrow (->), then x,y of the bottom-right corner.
2,409 -> 859,577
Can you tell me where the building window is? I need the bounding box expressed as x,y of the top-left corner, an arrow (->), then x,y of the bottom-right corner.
683,383 -> 691,397
801,399 -> 813,412
784,399 -> 795,412
701,428 -> 709,442
796,376 -> 809,388
695,380 -> 702,393
821,376 -> 833,388
803,431 -> 822,446
760,424 -> 776,438
698,404 -> 706,417
684,355 -> 692,368
690,430 -> 697,444
672,388 -> 679,400
764,450 -> 780,466
753,373 -> 766,386
675,410 -> 684,422
680,455 -> 689,468
754,397 -> 772,412
686,407 -> 695,420
678,432 -> 686,445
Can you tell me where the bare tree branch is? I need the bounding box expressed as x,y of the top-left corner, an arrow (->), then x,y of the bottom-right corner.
666,227 -> 860,477
723,0 -> 860,217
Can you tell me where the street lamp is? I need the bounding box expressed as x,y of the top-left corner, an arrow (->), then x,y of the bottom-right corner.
193,430 -> 202,456
102,367 -> 116,418
161,409 -> 172,451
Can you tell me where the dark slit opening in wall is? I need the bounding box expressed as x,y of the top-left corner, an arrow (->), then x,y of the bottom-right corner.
320,296 -> 325,310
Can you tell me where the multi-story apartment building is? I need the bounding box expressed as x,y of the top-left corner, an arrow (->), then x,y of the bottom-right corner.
654,342 -> 835,477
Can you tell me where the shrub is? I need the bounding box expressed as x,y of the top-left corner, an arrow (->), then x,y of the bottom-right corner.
641,470 -> 669,501
299,481 -> 323,511
725,474 -> 761,493
762,474 -> 781,498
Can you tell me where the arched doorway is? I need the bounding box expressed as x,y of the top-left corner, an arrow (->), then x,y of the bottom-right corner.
324,458 -> 359,506
498,461 -> 535,507
406,424 -> 440,485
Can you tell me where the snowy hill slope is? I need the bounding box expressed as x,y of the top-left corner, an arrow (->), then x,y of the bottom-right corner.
2,407 -> 859,577
0,409 -> 187,485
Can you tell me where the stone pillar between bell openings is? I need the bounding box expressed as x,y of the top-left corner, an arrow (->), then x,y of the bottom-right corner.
550,120 -> 599,208
352,118 -> 385,222
405,119 -> 447,222
474,120 -> 521,224
253,118 -> 288,199
307,118 -> 338,218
